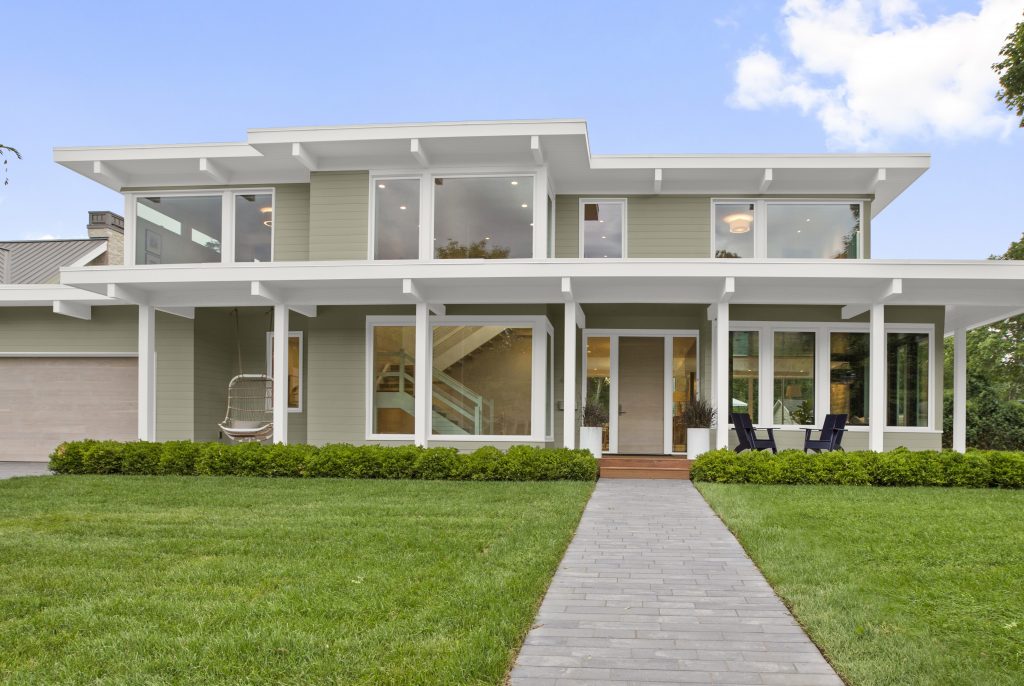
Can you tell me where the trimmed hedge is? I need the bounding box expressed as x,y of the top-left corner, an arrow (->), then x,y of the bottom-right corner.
690,448 -> 1024,488
48,441 -> 599,481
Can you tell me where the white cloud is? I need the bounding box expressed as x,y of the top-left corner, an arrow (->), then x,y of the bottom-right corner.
730,0 -> 1021,149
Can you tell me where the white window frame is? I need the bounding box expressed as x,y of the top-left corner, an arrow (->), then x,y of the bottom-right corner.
368,175 -> 422,260
366,167 -> 546,261
729,321 -> 936,432
578,198 -> 628,259
124,187 -> 275,267
365,316 -> 417,441
710,199 -> 865,259
581,329 -> 701,455
263,330 -> 303,413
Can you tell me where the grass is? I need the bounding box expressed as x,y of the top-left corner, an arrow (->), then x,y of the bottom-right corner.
696,483 -> 1024,686
0,476 -> 593,685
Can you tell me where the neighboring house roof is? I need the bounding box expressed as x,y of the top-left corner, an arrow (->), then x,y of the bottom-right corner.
0,239 -> 107,284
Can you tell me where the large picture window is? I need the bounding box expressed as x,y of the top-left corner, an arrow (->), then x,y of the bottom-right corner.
888,332 -> 929,427
136,195 -> 222,265
830,332 -> 869,425
369,325 -> 416,435
433,176 -> 534,259
712,200 -> 864,259
580,199 -> 626,258
729,331 -> 759,419
373,178 -> 420,259
773,331 -> 815,425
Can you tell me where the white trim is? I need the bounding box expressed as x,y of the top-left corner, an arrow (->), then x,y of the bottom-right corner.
578,198 -> 627,259
365,316 -> 416,442
264,330 -> 304,413
69,241 -> 109,268
711,198 -> 866,259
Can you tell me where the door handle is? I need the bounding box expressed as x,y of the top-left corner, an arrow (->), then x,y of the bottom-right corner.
618,404 -> 626,416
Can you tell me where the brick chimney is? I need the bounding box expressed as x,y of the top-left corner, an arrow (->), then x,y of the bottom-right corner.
87,210 -> 125,265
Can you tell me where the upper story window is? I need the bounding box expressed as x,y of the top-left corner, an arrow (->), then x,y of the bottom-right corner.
372,178 -> 420,260
434,175 -> 534,259
130,189 -> 273,266
580,199 -> 626,258
713,200 -> 863,259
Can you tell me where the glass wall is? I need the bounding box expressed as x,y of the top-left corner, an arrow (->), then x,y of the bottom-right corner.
584,336 -> 611,451
374,178 -> 420,259
888,332 -> 929,427
136,195 -> 222,264
671,337 -> 698,453
830,332 -> 869,425
767,203 -> 860,259
267,334 -> 302,410
581,200 -> 625,258
235,193 -> 273,262
729,331 -> 759,420
433,176 -> 534,259
370,326 -> 416,435
774,331 -> 815,425
432,326 -> 532,435
714,203 -> 755,258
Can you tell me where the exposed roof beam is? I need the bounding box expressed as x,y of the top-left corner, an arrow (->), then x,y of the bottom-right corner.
402,278 -> 444,315
841,278 -> 902,319
289,304 -> 317,318
872,167 -> 887,191
198,157 -> 228,184
530,135 -> 544,165
156,307 -> 195,319
53,300 -> 91,320
251,280 -> 281,303
106,283 -> 148,304
653,168 -> 663,194
574,303 -> 586,329
410,138 -> 429,167
291,142 -> 319,171
561,277 -> 573,301
759,168 -> 773,193
707,277 -> 736,320
92,161 -> 126,190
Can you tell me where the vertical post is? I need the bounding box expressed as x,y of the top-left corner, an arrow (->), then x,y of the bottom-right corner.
138,304 -> 156,441
272,304 -> 289,444
869,303 -> 885,452
563,302 -> 577,449
714,301 -> 730,449
953,328 -> 967,453
414,302 -> 431,447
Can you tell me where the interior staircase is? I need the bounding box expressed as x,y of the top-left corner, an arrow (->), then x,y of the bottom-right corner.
599,455 -> 693,480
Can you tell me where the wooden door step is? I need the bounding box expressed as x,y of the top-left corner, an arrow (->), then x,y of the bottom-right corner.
599,456 -> 693,480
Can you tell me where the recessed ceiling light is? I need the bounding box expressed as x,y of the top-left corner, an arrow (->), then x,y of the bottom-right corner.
378,183 -> 386,189
484,236 -> 491,241
601,235 -> 606,239
599,219 -> 605,223
797,229 -> 802,233
510,180 -> 519,186
805,218 -> 811,222
399,205 -> 407,210
521,203 -> 528,208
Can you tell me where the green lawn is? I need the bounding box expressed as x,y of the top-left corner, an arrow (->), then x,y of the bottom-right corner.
0,476 -> 593,685
697,484 -> 1024,686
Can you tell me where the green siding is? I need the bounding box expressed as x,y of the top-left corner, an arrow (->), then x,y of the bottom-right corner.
273,183 -> 311,261
554,196 -> 580,258
309,171 -> 369,260
156,313 -> 194,441
628,196 -> 710,258
0,306 -> 136,352
193,309 -> 235,442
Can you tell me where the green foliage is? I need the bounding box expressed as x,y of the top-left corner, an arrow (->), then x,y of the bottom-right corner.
681,398 -> 716,429
1,143 -> 21,186
434,239 -> 511,259
50,441 -> 599,481
994,11 -> 1024,126
690,447 -> 1024,488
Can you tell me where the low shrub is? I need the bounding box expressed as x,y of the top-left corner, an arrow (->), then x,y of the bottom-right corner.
690,448 -> 1024,488
49,441 -> 599,482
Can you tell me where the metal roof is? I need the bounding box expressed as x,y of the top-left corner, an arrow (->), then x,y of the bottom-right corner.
0,239 -> 106,284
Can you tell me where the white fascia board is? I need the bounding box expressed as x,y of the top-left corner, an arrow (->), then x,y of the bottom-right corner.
589,153 -> 931,171
54,142 -> 261,163
246,119 -> 588,145
944,305 -> 1024,336
0,284 -> 113,306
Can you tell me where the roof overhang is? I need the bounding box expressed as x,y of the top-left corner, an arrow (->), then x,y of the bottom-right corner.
53,119 -> 928,217
53,259 -> 1024,334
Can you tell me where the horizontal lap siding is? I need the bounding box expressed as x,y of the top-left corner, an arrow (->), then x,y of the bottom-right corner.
628,196 -> 710,258
0,306 -> 137,352
193,310 -> 235,442
309,172 -> 369,260
273,184 -> 311,261
554,195 -> 580,258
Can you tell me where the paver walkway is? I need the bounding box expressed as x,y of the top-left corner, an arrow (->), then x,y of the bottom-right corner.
0,462 -> 50,479
510,480 -> 842,685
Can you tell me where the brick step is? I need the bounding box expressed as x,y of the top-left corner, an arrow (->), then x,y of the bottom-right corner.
599,465 -> 690,480
601,457 -> 691,469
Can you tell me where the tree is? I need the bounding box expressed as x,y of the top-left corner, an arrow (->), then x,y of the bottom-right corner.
434,239 -> 511,259
994,11 -> 1024,127
0,144 -> 21,186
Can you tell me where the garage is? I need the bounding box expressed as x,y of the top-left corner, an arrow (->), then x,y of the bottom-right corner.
0,357 -> 137,462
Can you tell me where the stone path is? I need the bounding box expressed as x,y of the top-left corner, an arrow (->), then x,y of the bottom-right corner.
0,462 -> 51,479
509,480 -> 842,685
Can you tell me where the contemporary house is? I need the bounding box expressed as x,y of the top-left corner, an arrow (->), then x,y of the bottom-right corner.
1,119 -> 1021,462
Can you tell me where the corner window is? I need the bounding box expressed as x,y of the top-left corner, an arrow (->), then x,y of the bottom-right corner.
234,192 -> 273,262
773,331 -> 816,425
373,178 -> 420,259
888,332 -> 929,427
265,332 -> 303,412
433,176 -> 534,259
713,200 -> 863,259
714,203 -> 755,259
580,200 -> 626,258
136,195 -> 222,265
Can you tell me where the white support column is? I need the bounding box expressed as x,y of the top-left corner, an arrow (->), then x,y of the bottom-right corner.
272,304 -> 289,444
563,302 -> 578,449
869,303 -> 885,452
138,304 -> 156,441
953,327 -> 967,453
414,303 -> 431,447
714,301 -> 730,449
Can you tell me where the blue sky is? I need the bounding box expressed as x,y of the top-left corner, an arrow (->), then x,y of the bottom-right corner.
2,0 -> 1021,258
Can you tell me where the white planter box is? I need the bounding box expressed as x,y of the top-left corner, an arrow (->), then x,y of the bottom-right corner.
579,427 -> 603,459
687,428 -> 710,458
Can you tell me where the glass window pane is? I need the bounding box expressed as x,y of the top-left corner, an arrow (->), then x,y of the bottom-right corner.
672,337 -> 698,452
730,331 -> 759,421
774,331 -> 815,425
374,179 -> 420,259
434,176 -> 534,259
372,326 -> 416,434
767,203 -> 861,258
714,203 -> 755,258
888,332 -> 929,427
582,201 -> 624,258
432,326 -> 532,435
830,332 -> 869,425
235,193 -> 273,262
585,336 -> 611,451
136,195 -> 222,264
287,336 -> 301,408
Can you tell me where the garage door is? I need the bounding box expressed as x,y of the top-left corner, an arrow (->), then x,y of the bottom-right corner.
0,357 -> 137,462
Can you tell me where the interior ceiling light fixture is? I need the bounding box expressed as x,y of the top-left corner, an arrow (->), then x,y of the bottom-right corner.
521,203 -> 528,208
510,180 -> 518,186
399,205 -> 407,210
378,183 -> 386,189
263,220 -> 272,228
260,206 -> 272,214
723,212 -> 753,234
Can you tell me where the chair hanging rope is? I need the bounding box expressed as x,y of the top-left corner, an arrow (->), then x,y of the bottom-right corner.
219,309 -> 274,442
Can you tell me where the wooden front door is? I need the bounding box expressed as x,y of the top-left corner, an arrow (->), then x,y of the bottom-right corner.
616,337 -> 665,454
